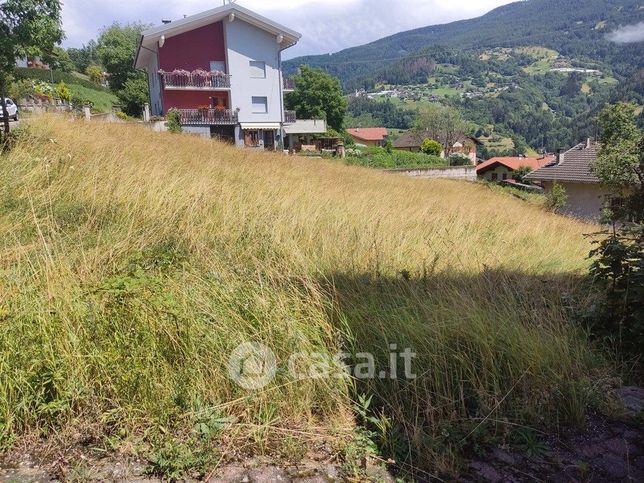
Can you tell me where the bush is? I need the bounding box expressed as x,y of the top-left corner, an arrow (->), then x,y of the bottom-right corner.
420,138 -> 442,156
587,226 -> 644,355
545,182 -> 568,212
346,148 -> 447,169
56,81 -> 71,103
448,153 -> 472,166
85,65 -> 103,85
166,110 -> 182,133
116,111 -> 128,120
8,79 -> 34,100
116,77 -> 149,118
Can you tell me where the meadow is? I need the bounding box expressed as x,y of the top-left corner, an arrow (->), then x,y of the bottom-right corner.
0,115 -> 612,478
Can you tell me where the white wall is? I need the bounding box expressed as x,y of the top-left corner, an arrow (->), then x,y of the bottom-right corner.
543,181 -> 609,221
225,18 -> 283,124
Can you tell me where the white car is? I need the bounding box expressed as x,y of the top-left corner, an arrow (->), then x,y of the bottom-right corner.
0,98 -> 18,121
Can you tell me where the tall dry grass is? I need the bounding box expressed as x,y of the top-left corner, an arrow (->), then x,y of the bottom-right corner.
0,115 -> 610,476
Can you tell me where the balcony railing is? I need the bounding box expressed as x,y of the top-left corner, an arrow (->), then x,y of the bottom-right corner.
283,77 -> 295,91
160,70 -> 231,90
174,108 -> 238,125
284,110 -> 297,124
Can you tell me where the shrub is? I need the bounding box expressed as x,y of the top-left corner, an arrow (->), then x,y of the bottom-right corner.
545,182 -> 568,212
116,111 -> 128,120
166,110 -> 182,133
8,79 -> 34,100
346,148 -> 447,169
85,64 -> 104,85
420,138 -> 442,156
56,81 -> 71,103
116,77 -> 149,118
448,153 -> 472,166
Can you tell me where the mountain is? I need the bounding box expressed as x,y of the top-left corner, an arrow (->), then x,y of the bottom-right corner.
284,0 -> 643,154
284,0 -> 644,89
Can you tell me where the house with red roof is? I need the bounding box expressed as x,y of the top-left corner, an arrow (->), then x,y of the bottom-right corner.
476,155 -> 555,182
346,128 -> 388,147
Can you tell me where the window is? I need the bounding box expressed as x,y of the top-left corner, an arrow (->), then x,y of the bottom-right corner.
251,96 -> 268,113
502,173 -> 508,180
210,61 -> 226,73
491,173 -> 498,181
5,99 -> 13,106
249,61 -> 266,78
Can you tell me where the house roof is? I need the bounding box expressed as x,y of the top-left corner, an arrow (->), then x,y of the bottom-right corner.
476,155 -> 555,174
393,130 -> 482,149
346,128 -> 388,142
525,141 -> 600,184
135,4 -> 301,69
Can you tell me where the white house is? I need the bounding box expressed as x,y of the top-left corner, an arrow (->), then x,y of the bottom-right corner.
134,3 -> 325,148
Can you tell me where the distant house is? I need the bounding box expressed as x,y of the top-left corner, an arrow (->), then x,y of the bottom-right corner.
346,128 -> 388,147
476,155 -> 555,182
393,130 -> 479,164
525,140 -> 609,221
16,57 -> 49,69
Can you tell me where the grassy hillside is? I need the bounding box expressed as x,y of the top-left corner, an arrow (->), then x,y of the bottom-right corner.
14,68 -> 117,112
0,116 -> 612,478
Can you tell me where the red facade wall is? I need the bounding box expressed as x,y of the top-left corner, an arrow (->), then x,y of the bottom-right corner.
158,22 -> 225,71
158,22 -> 227,111
163,91 -> 228,110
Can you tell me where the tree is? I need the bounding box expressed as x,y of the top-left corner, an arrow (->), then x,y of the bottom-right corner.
0,0 -> 64,136
587,103 -> 643,354
414,104 -> 470,156
285,65 -> 347,132
46,46 -> 74,72
420,138 -> 442,156
513,166 -> 533,183
591,103 -> 642,191
68,40 -> 98,73
85,64 -> 103,85
96,22 -> 147,92
117,77 -> 148,117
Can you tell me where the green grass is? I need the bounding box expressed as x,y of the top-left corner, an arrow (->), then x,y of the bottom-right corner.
0,116 -> 612,479
66,84 -> 118,112
14,67 -> 117,112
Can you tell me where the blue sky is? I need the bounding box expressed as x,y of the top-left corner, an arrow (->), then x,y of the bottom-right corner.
61,0 -> 516,58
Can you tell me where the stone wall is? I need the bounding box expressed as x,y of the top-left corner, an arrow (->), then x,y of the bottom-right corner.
386,166 -> 477,181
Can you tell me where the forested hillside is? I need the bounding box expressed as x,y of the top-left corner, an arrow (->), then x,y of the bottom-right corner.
285,0 -> 644,154
285,0 -> 643,87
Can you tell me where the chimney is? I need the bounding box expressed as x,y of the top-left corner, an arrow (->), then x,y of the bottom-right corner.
556,149 -> 564,164
586,137 -> 592,149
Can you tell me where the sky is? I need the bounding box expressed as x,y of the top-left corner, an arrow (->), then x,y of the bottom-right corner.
61,0 -> 517,58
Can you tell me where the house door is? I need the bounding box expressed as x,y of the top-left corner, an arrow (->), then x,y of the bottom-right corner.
263,130 -> 275,150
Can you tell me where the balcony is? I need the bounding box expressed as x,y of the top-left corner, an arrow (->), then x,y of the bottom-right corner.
174,108 -> 238,125
284,110 -> 297,124
160,70 -> 231,90
283,77 -> 295,92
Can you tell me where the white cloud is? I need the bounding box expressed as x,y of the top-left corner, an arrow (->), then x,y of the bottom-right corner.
61,0 -> 515,58
606,22 -> 644,44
